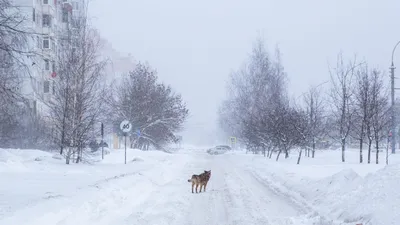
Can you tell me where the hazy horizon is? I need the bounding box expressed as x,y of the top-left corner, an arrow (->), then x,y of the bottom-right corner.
88,0 -> 400,146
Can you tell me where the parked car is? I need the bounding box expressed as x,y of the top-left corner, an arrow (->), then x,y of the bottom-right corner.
89,140 -> 108,152
215,145 -> 231,150
206,145 -> 231,155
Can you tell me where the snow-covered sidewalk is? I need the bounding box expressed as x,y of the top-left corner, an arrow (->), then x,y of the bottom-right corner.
0,148 -> 193,225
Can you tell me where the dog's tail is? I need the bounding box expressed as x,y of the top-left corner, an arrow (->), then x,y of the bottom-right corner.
187,178 -> 192,182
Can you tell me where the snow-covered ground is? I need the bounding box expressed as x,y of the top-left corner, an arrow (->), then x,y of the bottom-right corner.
0,147 -> 397,225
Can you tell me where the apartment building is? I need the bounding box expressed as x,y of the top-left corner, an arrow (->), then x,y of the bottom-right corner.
13,0 -> 81,115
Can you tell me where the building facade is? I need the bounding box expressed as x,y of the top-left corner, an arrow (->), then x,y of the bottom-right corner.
14,0 -> 81,115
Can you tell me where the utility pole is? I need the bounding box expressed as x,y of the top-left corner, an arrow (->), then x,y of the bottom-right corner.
390,41 -> 400,154
391,63 -> 396,154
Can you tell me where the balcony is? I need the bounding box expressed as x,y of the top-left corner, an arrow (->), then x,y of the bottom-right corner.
41,3 -> 56,16
62,1 -> 73,11
41,26 -> 56,37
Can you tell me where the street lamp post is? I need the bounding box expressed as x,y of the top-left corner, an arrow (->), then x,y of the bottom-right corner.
390,41 -> 400,154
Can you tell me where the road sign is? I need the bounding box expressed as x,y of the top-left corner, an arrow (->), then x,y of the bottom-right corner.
120,120 -> 132,133
230,136 -> 237,150
119,120 -> 131,165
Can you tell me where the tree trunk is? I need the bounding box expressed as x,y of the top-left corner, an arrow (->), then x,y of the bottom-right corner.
359,138 -> 363,163
284,149 -> 289,158
312,140 -> 315,158
263,148 -> 266,157
341,138 -> 345,162
386,137 -> 389,165
60,85 -> 70,155
276,150 -> 282,161
375,139 -> 379,164
66,148 -> 72,164
368,138 -> 372,164
297,149 -> 302,164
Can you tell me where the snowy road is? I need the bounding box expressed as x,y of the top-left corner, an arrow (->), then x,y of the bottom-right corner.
119,152 -> 305,225
0,149 -> 324,225
178,152 -> 303,225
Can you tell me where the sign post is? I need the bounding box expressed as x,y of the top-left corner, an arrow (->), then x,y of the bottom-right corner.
230,136 -> 237,150
136,129 -> 141,138
120,120 -> 132,164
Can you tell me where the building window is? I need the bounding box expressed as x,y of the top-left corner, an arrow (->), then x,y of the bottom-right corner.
44,81 -> 50,93
36,14 -> 40,25
42,14 -> 51,27
71,18 -> 79,28
33,100 -> 37,115
43,37 -> 50,49
44,59 -> 50,70
72,2 -> 78,10
72,47 -> 77,59
62,8 -> 68,23
52,80 -> 56,94
36,36 -> 40,48
33,8 -> 35,21
43,0 -> 49,4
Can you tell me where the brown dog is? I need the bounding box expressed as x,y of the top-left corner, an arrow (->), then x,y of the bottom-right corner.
187,170 -> 211,193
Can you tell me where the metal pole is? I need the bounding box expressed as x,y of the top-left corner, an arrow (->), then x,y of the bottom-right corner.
390,40 -> 400,154
391,63 -> 396,154
387,134 -> 390,165
124,134 -> 127,164
101,122 -> 104,160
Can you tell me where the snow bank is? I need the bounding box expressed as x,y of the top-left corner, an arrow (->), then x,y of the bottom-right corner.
334,164 -> 400,225
0,149 -> 61,172
0,147 -> 192,222
244,151 -> 400,225
289,165 -> 400,225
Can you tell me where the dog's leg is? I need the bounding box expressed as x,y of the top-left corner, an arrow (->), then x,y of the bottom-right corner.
195,183 -> 199,193
191,182 -> 195,193
204,182 -> 208,192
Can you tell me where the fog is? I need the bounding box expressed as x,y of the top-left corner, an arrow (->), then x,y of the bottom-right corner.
89,0 -> 400,146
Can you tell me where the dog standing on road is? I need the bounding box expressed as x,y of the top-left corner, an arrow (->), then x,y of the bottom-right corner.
187,170 -> 211,193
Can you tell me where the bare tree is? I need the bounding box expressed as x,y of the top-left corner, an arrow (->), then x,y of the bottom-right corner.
352,66 -> 389,164
329,53 -> 361,162
352,64 -> 372,163
369,69 -> 389,164
219,38 -> 289,158
43,2 -> 108,164
291,107 -> 309,164
303,85 -> 325,158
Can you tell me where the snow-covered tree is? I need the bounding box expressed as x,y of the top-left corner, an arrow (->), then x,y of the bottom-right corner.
112,62 -> 189,150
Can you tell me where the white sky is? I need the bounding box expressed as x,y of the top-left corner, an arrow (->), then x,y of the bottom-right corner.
88,0 -> 400,146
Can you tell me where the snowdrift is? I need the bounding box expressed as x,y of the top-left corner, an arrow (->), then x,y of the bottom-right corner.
257,163 -> 400,225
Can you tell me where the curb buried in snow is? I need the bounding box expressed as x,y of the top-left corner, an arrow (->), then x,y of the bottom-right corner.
246,168 -> 363,225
